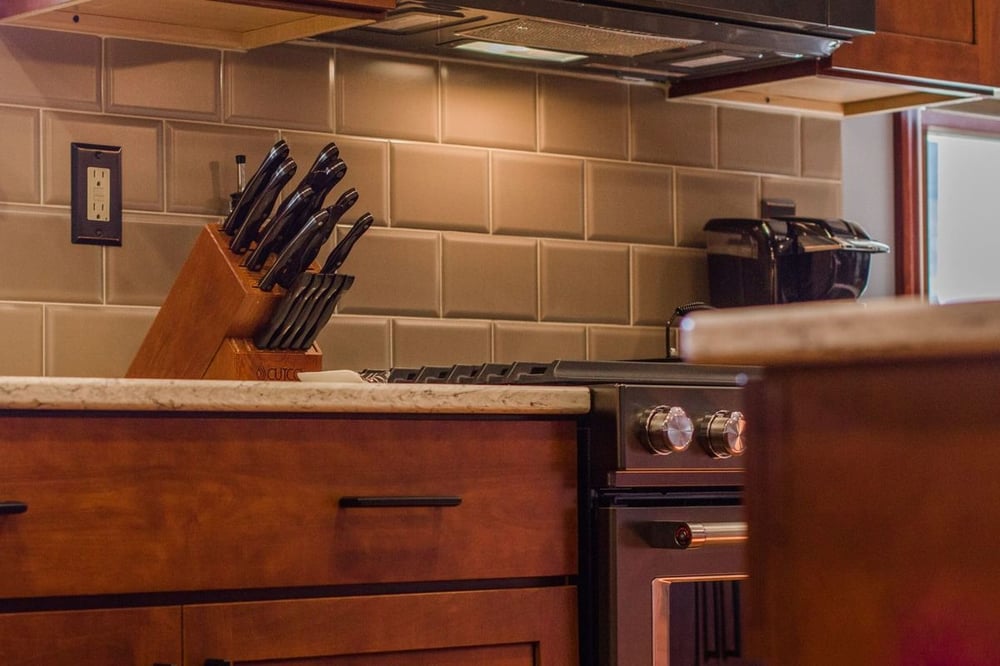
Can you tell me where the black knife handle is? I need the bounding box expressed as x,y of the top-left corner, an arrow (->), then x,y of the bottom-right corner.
0,500 -> 28,515
339,496 -> 462,508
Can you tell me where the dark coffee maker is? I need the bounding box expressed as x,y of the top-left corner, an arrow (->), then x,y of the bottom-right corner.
703,216 -> 889,308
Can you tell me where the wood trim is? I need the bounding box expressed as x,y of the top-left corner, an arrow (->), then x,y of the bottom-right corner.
892,109 -> 924,296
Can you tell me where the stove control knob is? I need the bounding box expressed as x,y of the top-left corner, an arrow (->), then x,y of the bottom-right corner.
699,410 -> 747,458
642,405 -> 694,455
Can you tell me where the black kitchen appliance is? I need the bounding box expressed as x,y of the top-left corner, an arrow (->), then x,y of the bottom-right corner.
703,216 -> 889,308
312,0 -> 873,84
369,359 -> 757,665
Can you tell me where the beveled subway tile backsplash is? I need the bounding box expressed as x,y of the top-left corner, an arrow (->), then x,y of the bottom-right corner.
0,25 -> 843,376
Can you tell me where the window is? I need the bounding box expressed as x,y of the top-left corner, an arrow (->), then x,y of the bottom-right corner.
895,102 -> 1000,302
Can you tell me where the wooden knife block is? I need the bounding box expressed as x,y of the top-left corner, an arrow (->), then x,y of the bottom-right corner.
126,224 -> 322,381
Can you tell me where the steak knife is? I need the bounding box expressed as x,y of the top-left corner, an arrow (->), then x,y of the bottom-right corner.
221,139 -> 288,235
252,271 -> 313,349
243,185 -> 315,272
290,274 -> 355,350
257,208 -> 334,292
229,156 -> 297,255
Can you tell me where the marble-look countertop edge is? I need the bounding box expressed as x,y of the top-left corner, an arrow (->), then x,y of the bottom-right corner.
680,297 -> 1000,366
0,377 -> 592,415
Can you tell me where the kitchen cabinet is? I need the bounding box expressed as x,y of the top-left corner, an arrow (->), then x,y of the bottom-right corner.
685,0 -> 1000,115
0,0 -> 392,50
0,409 -> 578,664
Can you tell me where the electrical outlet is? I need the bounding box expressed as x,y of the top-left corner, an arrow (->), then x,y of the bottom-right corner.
71,143 -> 122,246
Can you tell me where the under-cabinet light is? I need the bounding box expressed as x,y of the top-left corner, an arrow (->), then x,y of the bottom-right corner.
453,40 -> 587,63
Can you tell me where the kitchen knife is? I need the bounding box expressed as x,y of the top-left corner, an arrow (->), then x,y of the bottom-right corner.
257,208 -> 333,292
243,185 -> 315,272
268,272 -> 334,350
304,142 -> 340,180
221,139 -> 288,235
252,271 -> 314,349
304,159 -> 348,213
293,274 -> 355,350
320,210 -> 373,275
264,272 -> 327,349
229,156 -> 297,255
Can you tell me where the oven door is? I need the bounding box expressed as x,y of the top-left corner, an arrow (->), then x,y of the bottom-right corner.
596,503 -> 750,666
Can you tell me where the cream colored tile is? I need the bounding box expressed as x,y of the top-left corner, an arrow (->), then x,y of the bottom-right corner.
0,303 -> 43,376
282,132 -> 389,226
0,26 -> 100,110
106,216 -> 205,306
314,315 -> 391,371
0,208 -> 101,303
492,152 -> 583,238
442,233 -> 537,320
336,49 -> 438,142
43,112 -> 163,210
106,39 -> 221,121
225,44 -> 333,132
801,116 -> 843,180
718,107 -> 799,176
540,240 -> 629,324
442,62 -> 536,150
588,325 -> 665,361
391,143 -> 489,232
587,161 -> 673,244
540,75 -> 628,159
45,305 -> 157,378
675,170 -> 759,248
0,106 -> 40,203
633,246 -> 710,325
761,178 -> 842,218
631,92 -> 715,167
336,227 -> 440,317
493,322 -> 586,363
392,318 -> 491,367
166,122 -> 278,215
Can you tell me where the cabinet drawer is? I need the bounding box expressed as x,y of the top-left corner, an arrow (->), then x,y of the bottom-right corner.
184,586 -> 578,665
0,606 -> 180,665
0,414 -> 577,598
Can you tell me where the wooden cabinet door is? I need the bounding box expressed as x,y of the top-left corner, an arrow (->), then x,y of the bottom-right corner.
831,0 -> 1000,87
0,606 -> 181,666
184,587 -> 577,666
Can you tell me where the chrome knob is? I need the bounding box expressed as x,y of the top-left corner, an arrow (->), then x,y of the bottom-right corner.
699,410 -> 746,458
642,405 -> 694,455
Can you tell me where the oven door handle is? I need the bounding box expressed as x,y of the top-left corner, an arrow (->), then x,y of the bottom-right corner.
640,521 -> 747,549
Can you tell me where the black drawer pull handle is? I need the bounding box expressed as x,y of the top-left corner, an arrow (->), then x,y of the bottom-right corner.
0,501 -> 27,515
204,660 -> 233,666
339,496 -> 462,508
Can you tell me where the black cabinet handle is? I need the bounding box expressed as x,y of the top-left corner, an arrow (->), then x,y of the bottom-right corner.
204,660 -> 233,666
0,501 -> 27,515
339,496 -> 462,508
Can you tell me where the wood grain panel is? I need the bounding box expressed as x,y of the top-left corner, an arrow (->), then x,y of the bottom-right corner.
745,355 -> 1000,664
184,587 -> 577,665
0,414 -> 577,598
0,606 -> 181,665
875,0 -> 974,42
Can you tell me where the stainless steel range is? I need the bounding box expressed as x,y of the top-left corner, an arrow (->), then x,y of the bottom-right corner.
373,359 -> 757,666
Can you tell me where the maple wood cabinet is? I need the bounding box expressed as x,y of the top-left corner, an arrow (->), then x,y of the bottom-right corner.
0,409 -> 579,666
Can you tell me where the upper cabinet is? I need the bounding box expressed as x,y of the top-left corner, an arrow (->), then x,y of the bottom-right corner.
0,0 -> 393,50
683,0 -> 1000,115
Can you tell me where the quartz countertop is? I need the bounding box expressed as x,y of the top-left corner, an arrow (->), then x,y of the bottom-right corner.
0,376 -> 591,415
679,297 -> 1000,366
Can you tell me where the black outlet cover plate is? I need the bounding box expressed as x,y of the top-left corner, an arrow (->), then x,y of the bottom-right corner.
71,142 -> 123,246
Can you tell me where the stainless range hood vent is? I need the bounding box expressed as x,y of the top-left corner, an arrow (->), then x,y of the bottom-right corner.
313,0 -> 875,84
456,18 -> 702,58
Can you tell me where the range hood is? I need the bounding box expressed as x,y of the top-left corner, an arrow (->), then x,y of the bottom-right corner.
312,0 -> 874,83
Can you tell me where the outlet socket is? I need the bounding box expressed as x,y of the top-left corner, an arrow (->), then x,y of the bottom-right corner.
71,143 -> 122,246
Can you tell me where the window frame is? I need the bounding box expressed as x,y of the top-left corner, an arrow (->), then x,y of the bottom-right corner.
895,107 -> 1000,296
